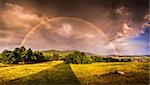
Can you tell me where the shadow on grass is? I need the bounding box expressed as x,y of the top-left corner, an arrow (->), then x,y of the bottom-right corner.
4,63 -> 80,85
93,71 -> 149,85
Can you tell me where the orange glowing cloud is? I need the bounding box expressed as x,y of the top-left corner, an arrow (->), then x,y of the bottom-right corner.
1,3 -> 43,31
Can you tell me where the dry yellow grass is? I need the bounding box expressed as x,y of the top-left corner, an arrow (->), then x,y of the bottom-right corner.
0,61 -> 62,84
71,62 -> 149,85
0,61 -> 149,85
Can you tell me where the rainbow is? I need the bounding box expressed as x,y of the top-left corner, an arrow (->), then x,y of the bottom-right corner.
20,17 -> 118,56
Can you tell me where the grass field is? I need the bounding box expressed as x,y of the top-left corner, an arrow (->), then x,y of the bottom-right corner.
0,61 -> 149,85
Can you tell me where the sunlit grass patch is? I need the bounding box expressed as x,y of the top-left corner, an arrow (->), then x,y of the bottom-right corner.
0,61 -> 62,84
71,62 -> 149,85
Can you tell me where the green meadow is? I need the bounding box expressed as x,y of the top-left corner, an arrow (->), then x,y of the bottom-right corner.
0,61 -> 149,85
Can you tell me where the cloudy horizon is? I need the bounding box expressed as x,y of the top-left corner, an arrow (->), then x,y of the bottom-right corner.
0,0 -> 149,55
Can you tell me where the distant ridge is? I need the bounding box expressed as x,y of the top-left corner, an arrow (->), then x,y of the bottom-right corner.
42,50 -> 96,56
42,50 -> 150,57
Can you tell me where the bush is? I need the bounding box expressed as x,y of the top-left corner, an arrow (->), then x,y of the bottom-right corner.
91,56 -> 106,62
18,62 -> 25,65
65,51 -> 93,64
33,51 -> 48,62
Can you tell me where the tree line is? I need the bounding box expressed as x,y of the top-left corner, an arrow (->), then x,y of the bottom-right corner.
0,46 -> 49,64
0,46 -> 132,64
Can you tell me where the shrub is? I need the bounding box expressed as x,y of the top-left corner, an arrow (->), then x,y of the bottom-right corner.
91,56 -> 106,62
18,62 -> 25,65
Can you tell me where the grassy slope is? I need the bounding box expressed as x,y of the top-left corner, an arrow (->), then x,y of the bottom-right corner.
0,61 -> 149,85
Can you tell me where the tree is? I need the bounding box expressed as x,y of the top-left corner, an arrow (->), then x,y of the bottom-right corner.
52,53 -> 60,60
12,47 -> 22,63
20,46 -> 26,52
65,51 -> 93,64
33,51 -> 44,62
0,50 -> 16,64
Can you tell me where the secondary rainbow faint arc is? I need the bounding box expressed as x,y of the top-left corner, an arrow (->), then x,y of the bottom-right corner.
20,17 -> 118,56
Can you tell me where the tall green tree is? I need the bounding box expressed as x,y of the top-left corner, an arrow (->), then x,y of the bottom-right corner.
65,51 -> 93,64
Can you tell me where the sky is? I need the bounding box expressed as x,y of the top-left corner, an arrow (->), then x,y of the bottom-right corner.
0,0 -> 149,55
